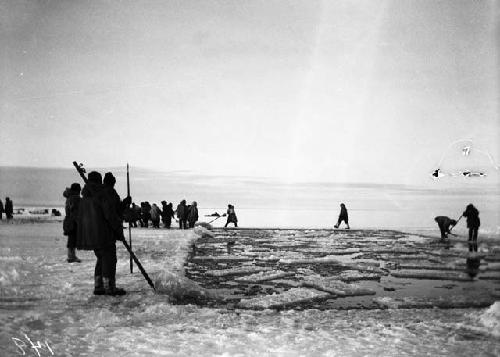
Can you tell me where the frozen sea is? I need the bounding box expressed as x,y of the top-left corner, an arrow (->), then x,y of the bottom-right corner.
1,166 -> 499,237
1,222 -> 499,356
1,166 -> 499,355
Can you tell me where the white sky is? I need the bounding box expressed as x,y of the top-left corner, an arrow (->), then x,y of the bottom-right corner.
1,0 -> 498,185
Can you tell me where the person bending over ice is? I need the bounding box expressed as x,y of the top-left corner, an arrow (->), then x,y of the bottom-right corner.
434,216 -> 457,241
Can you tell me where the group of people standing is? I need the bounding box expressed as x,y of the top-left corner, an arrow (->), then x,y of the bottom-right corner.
126,201 -> 176,229
124,200 -> 199,229
63,171 -> 129,296
0,197 -> 14,220
175,200 -> 199,229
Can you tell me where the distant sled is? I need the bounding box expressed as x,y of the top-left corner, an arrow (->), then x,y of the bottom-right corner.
460,170 -> 486,178
431,168 -> 487,179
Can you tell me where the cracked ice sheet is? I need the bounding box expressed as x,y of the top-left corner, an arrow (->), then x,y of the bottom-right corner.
2,223 -> 500,356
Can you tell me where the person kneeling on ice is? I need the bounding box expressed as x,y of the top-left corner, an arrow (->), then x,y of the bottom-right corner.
434,216 -> 457,241
63,183 -> 82,263
77,171 -> 127,296
334,203 -> 350,229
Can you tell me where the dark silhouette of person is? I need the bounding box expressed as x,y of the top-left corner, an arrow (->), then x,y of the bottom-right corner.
139,202 -> 145,227
4,197 -> 13,219
141,201 -> 151,228
176,200 -> 188,229
0,198 -> 3,220
132,203 -> 141,227
334,203 -> 349,229
434,216 -> 457,241
224,204 -> 238,227
187,201 -> 198,228
150,203 -> 161,228
124,202 -> 139,228
463,203 -> 480,252
161,201 -> 175,228
63,183 -> 82,263
77,171 -> 127,296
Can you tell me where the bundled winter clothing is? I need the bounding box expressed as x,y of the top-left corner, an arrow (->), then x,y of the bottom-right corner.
150,204 -> 162,228
334,203 -> 349,229
177,200 -> 188,229
76,171 -> 126,296
63,183 -> 81,263
434,216 -> 457,240
463,204 -> 480,252
141,202 -> 151,227
4,197 -> 13,219
224,204 -> 238,227
187,201 -> 199,228
161,201 -> 175,228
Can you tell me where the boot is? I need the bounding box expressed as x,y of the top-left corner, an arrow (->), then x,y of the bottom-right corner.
103,277 -> 126,296
67,248 -> 81,263
93,275 -> 105,295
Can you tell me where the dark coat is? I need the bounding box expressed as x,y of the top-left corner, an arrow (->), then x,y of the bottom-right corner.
141,202 -> 151,219
187,206 -> 198,224
76,183 -> 123,250
162,204 -> 174,221
4,199 -> 13,215
101,185 -> 126,241
63,188 -> 80,235
150,204 -> 162,221
176,203 -> 186,219
0,200 -> 3,213
434,216 -> 455,232
227,207 -> 238,223
339,206 -> 348,220
463,205 -> 480,229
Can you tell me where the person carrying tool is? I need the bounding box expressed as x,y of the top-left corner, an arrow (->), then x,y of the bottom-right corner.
77,171 -> 128,296
224,204 -> 238,227
434,216 -> 457,241
463,203 -> 480,252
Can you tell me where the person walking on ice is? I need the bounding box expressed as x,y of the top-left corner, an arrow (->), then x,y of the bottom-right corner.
334,203 -> 350,229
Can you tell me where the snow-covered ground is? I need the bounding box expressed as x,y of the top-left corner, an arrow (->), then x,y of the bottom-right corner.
1,221 -> 499,356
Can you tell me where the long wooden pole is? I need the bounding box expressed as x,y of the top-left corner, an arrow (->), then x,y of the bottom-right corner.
72,161 -> 155,291
127,163 -> 133,273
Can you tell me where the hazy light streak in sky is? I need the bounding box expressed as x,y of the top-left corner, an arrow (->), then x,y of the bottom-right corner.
0,0 -> 498,186
287,0 -> 327,183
